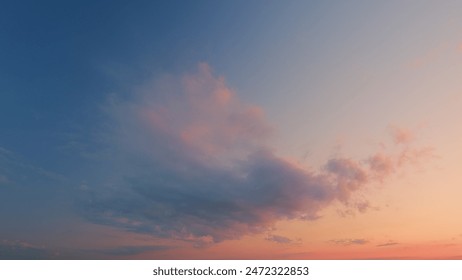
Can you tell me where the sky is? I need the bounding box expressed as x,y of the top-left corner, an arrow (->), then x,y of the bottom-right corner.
1,0 -> 462,259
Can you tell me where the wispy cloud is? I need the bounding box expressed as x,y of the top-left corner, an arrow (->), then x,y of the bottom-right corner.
87,245 -> 173,257
329,239 -> 369,246
80,63 -> 432,245
0,240 -> 58,260
388,126 -> 415,145
266,235 -> 300,245
0,146 -> 66,187
368,126 -> 435,181
377,242 -> 399,247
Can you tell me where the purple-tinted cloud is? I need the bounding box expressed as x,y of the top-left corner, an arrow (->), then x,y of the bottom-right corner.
80,64 -> 431,245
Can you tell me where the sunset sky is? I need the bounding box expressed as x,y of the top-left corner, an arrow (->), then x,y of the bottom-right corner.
1,0 -> 462,259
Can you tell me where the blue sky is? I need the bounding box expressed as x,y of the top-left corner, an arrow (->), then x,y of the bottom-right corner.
1,1 -> 462,259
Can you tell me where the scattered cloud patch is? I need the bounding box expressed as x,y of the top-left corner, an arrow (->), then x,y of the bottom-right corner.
329,239 -> 369,246
324,157 -> 367,202
377,242 -> 399,247
367,152 -> 395,181
266,235 -> 297,244
367,126 -> 435,181
336,200 -> 380,217
388,126 -> 415,145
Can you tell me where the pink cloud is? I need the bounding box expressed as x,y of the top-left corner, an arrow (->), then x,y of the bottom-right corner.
367,152 -> 395,181
83,64 -> 434,245
131,63 -> 271,163
388,125 -> 415,145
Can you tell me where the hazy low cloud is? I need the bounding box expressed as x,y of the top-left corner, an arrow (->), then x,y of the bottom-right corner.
377,242 -> 399,247
266,235 -> 299,244
329,239 -> 369,246
80,64 -> 431,245
0,240 -> 57,260
87,245 -> 173,257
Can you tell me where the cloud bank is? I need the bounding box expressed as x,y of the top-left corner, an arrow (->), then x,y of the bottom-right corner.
81,63 -> 429,245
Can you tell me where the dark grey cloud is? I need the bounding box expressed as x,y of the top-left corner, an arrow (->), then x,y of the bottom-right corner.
79,64 -> 431,245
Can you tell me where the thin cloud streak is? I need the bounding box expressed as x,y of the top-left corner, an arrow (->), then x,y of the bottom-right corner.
266,235 -> 298,245
86,245 -> 174,257
0,240 -> 57,260
377,242 -> 399,247
329,239 -> 369,246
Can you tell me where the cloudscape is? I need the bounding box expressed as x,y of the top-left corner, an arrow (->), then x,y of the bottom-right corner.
1,0 -> 461,259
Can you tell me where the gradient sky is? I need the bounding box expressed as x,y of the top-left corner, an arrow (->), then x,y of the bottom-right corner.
1,0 -> 462,259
